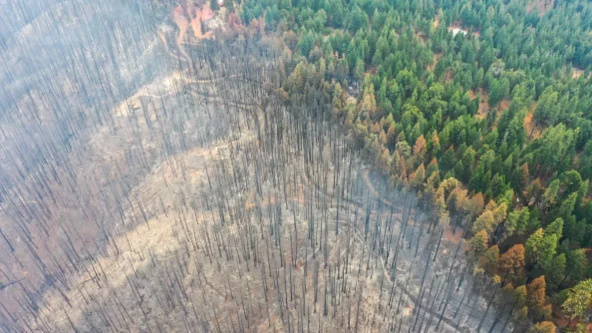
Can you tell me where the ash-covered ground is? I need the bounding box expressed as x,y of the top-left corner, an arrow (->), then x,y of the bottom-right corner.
0,1 -> 508,332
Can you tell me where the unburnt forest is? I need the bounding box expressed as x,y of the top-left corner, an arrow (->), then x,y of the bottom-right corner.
0,0 -> 589,333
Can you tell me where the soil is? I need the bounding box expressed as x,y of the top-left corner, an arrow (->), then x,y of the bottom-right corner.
172,0 -> 221,68
524,109 -> 544,141
448,22 -> 481,37
426,53 -> 441,72
572,67 -> 592,80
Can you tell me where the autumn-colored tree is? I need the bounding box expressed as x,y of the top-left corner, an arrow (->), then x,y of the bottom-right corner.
481,244 -> 499,275
472,210 -> 496,234
525,228 -> 545,265
386,123 -> 397,148
359,83 -> 377,120
430,131 -> 441,156
500,244 -> 526,285
413,134 -> 427,164
435,178 -> 462,209
469,230 -> 489,260
285,62 -> 309,92
562,279 -> 592,321
492,202 -> 508,225
446,187 -> 468,219
398,154 -> 408,183
516,306 -> 528,321
502,282 -> 515,298
391,151 -> 407,182
410,163 -> 426,192
530,321 -> 556,333
425,171 -> 440,192
485,199 -> 498,212
526,276 -> 547,319
370,122 -> 382,135
376,147 -> 392,174
541,304 -> 552,321
425,158 -> 439,178
378,130 -> 388,145
514,285 -> 528,309
383,113 -> 395,130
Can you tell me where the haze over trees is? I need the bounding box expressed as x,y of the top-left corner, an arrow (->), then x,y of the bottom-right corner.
0,0 -> 590,332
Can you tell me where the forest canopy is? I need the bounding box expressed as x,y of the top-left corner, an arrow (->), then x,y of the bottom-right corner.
237,0 -> 592,330
0,0 -> 591,331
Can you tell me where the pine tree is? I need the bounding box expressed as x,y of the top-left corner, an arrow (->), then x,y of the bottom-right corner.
525,228 -> 545,265
539,234 -> 558,272
413,135 -> 427,164
526,276 -> 547,319
564,249 -> 588,285
410,164 -> 426,192
514,285 -> 528,309
464,192 -> 485,219
504,207 -> 530,240
562,279 -> 592,321
544,218 -> 563,240
469,230 -> 489,260
472,210 -> 496,234
546,254 -> 565,291
541,180 -> 560,210
531,321 -> 556,333
534,87 -> 558,128
500,244 -> 526,285
481,245 -> 499,275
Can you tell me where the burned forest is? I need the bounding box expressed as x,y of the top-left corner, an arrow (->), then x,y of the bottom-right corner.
0,0 -> 553,332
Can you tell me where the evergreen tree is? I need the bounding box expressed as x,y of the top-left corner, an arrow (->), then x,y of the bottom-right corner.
531,321 -> 556,333
469,230 -> 489,260
564,249 -> 588,285
562,279 -> 592,322
526,276 -> 547,319
544,218 -> 563,240
500,244 -> 526,285
533,87 -> 559,128
481,245 -> 500,275
546,254 -> 566,291
525,228 -> 545,265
